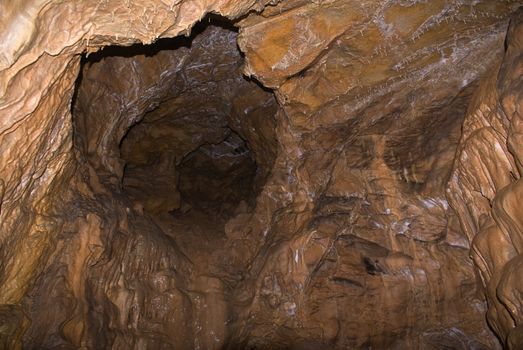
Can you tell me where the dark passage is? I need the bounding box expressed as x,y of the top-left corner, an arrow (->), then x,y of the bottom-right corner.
73,16 -> 279,225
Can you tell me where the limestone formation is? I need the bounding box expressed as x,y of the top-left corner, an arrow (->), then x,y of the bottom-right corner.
1,0 -> 523,349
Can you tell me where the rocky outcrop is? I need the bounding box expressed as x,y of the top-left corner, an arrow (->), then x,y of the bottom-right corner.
0,0 -> 522,349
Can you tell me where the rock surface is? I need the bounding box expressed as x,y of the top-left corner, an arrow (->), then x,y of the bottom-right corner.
0,0 -> 523,349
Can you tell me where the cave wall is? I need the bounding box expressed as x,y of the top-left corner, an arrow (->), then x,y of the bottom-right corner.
0,0 -> 523,349
229,2 -> 521,348
447,12 -> 523,348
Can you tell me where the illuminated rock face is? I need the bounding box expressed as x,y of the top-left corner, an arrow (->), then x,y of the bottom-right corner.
0,1 -> 522,349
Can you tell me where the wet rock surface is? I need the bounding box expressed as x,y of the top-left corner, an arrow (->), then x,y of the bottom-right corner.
0,0 -> 523,349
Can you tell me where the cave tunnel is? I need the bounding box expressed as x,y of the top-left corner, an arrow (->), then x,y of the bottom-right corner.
2,2 -> 523,350
72,16 -> 278,245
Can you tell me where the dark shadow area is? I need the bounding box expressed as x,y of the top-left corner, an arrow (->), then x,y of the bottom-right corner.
176,130 -> 258,216
72,13 -> 278,224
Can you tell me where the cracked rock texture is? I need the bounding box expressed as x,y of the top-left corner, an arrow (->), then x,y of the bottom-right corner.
1,0 -> 523,349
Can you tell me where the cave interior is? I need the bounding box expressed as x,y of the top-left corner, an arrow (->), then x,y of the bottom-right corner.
1,2 -> 523,350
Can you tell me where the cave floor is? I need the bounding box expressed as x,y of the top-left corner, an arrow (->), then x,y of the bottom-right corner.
152,208 -> 230,268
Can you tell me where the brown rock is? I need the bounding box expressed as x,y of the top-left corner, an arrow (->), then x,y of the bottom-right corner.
1,0 -> 523,349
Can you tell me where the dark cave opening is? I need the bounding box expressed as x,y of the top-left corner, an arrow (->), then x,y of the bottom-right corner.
175,130 -> 258,214
72,15 -> 279,225
120,120 -> 260,219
